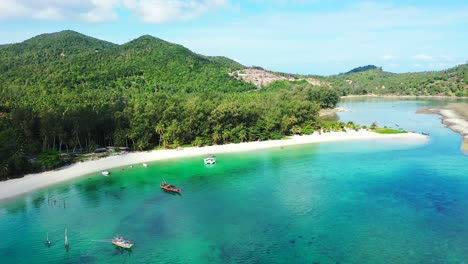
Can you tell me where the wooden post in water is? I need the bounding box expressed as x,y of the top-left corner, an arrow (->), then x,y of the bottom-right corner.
64,228 -> 69,251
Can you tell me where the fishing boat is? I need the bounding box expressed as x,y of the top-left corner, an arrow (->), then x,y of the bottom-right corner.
160,182 -> 181,193
102,171 -> 110,176
143,163 -> 148,167
112,237 -> 133,249
204,157 -> 216,165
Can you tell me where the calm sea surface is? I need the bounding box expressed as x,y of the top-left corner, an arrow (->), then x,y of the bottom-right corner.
1,98 -> 467,264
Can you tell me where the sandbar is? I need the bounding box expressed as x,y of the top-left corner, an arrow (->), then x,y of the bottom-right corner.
419,102 -> 468,152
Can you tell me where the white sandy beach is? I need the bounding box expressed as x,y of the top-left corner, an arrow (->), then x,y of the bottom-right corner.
0,130 -> 428,201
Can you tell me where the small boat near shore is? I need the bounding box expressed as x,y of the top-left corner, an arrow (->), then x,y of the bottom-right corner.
112,237 -> 133,249
204,157 -> 216,165
160,182 -> 181,193
102,171 -> 110,176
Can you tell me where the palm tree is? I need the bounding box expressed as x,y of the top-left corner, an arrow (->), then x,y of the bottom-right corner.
291,125 -> 302,135
212,131 -> 220,145
154,122 -> 165,147
238,130 -> 247,143
222,130 -> 231,143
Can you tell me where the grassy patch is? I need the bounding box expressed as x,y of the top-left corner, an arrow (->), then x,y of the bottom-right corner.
373,128 -> 407,134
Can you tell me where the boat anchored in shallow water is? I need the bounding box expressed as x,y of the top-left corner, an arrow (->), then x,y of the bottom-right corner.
160,182 -> 181,193
112,237 -> 133,249
102,171 -> 110,176
204,157 -> 216,165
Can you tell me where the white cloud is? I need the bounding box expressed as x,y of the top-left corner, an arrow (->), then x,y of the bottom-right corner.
0,0 -> 230,23
383,54 -> 396,61
413,54 -> 434,61
439,54 -> 454,62
388,63 -> 398,68
122,0 -> 231,23
80,0 -> 119,22
0,0 -> 118,22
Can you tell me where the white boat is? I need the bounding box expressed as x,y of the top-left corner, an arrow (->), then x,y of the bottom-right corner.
102,171 -> 110,176
204,157 -> 216,165
112,237 -> 133,249
143,163 -> 148,167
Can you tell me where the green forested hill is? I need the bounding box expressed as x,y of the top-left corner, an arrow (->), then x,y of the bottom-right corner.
326,64 -> 468,96
0,31 -> 252,97
0,30 -> 115,63
261,63 -> 466,97
0,31 -> 339,180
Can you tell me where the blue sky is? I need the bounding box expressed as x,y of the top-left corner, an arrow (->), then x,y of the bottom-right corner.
0,0 -> 467,75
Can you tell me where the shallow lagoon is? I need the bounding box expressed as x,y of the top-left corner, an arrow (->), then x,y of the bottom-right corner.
1,98 -> 467,264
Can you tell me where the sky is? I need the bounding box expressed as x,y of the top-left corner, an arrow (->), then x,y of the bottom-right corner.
0,0 -> 467,75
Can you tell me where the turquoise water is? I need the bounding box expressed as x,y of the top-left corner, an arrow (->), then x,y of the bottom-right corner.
1,98 -> 467,264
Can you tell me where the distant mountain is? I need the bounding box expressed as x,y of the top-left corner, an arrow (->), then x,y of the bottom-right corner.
327,64 -> 468,96
343,65 -> 381,75
241,63 -> 467,97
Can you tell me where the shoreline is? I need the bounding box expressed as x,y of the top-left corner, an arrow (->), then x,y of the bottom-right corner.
0,130 -> 428,202
341,94 -> 468,99
418,103 -> 468,152
319,107 -> 347,117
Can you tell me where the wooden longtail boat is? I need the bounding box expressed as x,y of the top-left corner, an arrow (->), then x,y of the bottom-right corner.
160,182 -> 181,193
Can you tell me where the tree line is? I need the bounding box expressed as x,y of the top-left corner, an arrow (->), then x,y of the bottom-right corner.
0,84 -> 340,180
